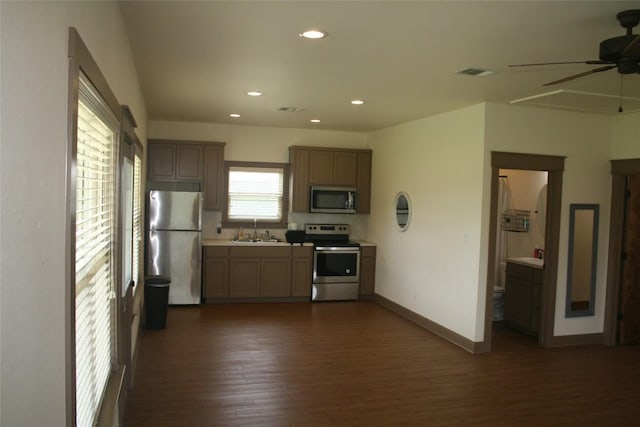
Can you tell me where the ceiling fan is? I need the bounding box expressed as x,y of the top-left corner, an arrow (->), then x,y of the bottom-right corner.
510,9 -> 640,87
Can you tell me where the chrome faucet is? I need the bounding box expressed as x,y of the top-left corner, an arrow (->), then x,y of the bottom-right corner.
253,218 -> 258,240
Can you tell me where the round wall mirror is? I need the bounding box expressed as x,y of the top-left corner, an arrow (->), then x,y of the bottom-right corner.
394,192 -> 411,231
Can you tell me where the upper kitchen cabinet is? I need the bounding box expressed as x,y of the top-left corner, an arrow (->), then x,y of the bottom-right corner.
309,149 -> 358,186
148,140 -> 202,181
147,139 -> 226,210
289,146 -> 372,213
356,151 -> 372,213
202,144 -> 225,210
147,142 -> 177,181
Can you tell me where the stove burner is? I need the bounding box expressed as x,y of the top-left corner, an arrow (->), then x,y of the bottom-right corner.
304,223 -> 359,248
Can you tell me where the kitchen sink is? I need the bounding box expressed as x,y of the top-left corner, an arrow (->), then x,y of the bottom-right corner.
231,238 -> 281,244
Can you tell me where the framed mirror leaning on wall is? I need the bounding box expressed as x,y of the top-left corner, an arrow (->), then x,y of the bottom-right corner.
394,192 -> 411,231
566,204 -> 599,317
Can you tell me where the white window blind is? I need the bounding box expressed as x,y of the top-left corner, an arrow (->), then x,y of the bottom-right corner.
75,73 -> 118,427
132,153 -> 142,287
228,166 -> 284,221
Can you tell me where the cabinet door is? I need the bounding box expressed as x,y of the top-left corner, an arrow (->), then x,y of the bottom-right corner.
292,247 -> 312,297
148,143 -> 176,181
229,259 -> 260,297
504,276 -> 533,332
356,151 -> 372,213
290,148 -> 310,212
309,150 -> 334,185
359,246 -> 376,296
261,259 -> 291,297
204,257 -> 228,298
203,145 -> 225,210
333,151 -> 358,186
175,144 -> 202,181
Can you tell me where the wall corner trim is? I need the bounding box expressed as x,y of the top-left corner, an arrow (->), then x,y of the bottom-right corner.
373,294 -> 482,354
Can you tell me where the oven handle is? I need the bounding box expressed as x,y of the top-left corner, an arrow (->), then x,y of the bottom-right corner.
315,246 -> 360,252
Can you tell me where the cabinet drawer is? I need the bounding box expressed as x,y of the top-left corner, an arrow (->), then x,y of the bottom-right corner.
292,246 -> 313,258
205,247 -> 228,258
230,246 -> 291,258
360,246 -> 376,257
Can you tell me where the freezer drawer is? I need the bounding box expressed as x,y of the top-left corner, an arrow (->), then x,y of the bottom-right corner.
147,230 -> 202,304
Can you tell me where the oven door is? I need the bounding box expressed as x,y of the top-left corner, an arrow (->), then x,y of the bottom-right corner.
313,247 -> 360,283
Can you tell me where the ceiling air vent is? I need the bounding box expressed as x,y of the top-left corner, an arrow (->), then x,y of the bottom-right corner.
456,67 -> 494,77
278,106 -> 304,113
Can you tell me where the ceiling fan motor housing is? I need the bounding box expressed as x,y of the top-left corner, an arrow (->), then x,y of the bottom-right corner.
599,36 -> 637,64
603,9 -> 640,74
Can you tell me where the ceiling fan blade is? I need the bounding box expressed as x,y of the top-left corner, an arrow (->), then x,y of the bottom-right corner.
543,65 -> 617,86
622,34 -> 640,56
509,60 -> 604,67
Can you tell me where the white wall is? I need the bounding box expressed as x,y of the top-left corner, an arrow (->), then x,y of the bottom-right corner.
611,112 -> 640,159
149,120 -> 367,162
367,104 -> 487,341
484,103 -> 613,337
367,102 -> 619,344
0,2 -> 146,425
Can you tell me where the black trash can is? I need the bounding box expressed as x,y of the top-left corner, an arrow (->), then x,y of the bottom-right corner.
144,275 -> 171,330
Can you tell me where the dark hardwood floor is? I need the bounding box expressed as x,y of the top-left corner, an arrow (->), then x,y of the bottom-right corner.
123,302 -> 640,426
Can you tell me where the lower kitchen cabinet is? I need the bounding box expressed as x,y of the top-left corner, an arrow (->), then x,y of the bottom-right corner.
504,262 -> 542,336
261,258 -> 292,297
292,246 -> 313,297
229,258 -> 261,297
203,247 -> 228,298
359,246 -> 376,297
203,245 -> 312,301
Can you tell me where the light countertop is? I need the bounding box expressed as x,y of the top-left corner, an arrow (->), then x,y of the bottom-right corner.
202,239 -> 313,247
202,239 -> 376,247
506,257 -> 544,269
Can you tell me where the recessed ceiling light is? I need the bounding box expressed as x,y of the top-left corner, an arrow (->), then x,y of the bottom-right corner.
246,91 -> 263,97
229,113 -> 241,118
299,30 -> 327,39
350,99 -> 365,105
310,119 -> 321,123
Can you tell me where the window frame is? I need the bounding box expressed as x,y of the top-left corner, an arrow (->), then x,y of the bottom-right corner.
222,161 -> 290,229
67,27 -> 124,427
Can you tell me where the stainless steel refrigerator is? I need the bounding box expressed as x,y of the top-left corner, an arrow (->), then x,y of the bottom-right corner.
147,190 -> 202,305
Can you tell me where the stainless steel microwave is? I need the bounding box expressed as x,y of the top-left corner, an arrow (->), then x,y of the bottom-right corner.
310,186 -> 357,214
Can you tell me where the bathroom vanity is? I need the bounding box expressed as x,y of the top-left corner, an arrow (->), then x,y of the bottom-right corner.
504,257 -> 543,336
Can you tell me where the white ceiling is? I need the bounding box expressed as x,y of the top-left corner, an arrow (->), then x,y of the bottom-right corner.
120,1 -> 640,132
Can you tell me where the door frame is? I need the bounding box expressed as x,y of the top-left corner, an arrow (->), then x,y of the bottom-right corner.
604,158 -> 640,345
481,152 -> 565,352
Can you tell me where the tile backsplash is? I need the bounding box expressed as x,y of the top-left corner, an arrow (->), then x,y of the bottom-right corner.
202,210 -> 369,241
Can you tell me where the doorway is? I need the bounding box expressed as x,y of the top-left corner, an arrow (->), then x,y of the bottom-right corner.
481,152 -> 565,352
492,169 -> 548,344
604,159 -> 640,345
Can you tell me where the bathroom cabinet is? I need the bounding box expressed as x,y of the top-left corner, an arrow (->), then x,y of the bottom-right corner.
504,261 -> 542,336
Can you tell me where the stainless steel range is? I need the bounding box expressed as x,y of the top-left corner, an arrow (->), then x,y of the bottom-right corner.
305,224 -> 360,301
